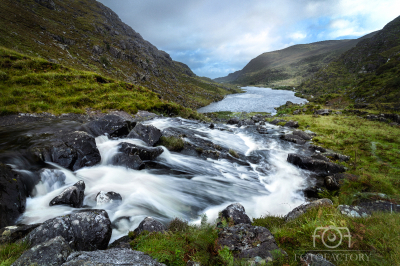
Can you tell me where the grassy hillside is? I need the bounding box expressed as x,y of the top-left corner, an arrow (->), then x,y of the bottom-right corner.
214,33 -> 376,87
0,0 -> 240,109
298,16 -> 400,106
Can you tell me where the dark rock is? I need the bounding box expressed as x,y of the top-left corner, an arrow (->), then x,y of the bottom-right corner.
293,109 -> 300,115
358,200 -> 400,213
112,153 -> 144,170
96,191 -> 122,206
237,119 -> 255,127
280,134 -> 306,145
209,123 -> 215,129
300,253 -> 336,266
293,130 -> 312,140
284,120 -> 299,128
27,209 -> 112,251
133,111 -> 158,123
285,199 -> 333,221
251,115 -> 263,123
257,126 -> 268,134
0,164 -> 26,228
62,248 -> 166,266
227,118 -> 240,125
311,154 -> 330,162
323,153 -> 350,162
12,236 -> 72,266
308,145 -> 327,153
314,109 -> 332,115
49,180 -> 85,208
269,119 -> 285,125
218,224 -> 285,262
338,205 -> 371,218
220,203 -> 252,225
108,235 -> 131,249
133,217 -> 165,236
117,142 -> 164,161
81,115 -> 132,138
128,123 -> 162,146
287,153 -> 345,175
0,223 -> 41,244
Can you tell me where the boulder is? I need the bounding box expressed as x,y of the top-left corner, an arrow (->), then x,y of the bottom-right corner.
338,205 -> 371,218
0,163 -> 26,228
111,153 -> 144,170
293,110 -> 301,115
358,200 -> 400,213
227,118 -> 240,125
284,120 -> 299,128
218,224 -> 285,263
12,236 -> 72,266
132,111 -> 158,123
96,191 -> 122,206
269,119 -> 286,125
287,153 -> 345,175
314,109 -> 331,116
62,248 -> 166,266
220,203 -> 252,225
293,130 -> 312,140
81,114 -> 132,138
133,217 -> 165,236
209,123 -> 215,129
26,209 -> 112,251
0,223 -> 41,244
128,124 -> 162,146
323,153 -> 350,162
49,181 -> 85,208
285,199 -> 333,221
300,253 -> 335,266
280,134 -> 306,145
311,154 -> 330,162
108,235 -> 131,249
117,142 -> 164,161
308,145 -> 327,153
237,119 -> 255,127
257,126 -> 268,134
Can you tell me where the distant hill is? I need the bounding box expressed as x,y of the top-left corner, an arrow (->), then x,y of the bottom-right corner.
214,33 -> 376,87
0,0 -> 239,109
299,15 -> 400,105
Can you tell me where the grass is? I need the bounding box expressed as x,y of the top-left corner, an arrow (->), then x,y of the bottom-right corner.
158,136 -> 185,151
0,241 -> 29,266
228,149 -> 239,158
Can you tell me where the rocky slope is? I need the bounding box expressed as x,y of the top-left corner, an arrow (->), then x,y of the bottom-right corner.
0,0 -> 239,109
214,32 -> 376,87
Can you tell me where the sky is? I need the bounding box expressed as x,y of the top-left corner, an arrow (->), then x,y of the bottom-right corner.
97,0 -> 400,79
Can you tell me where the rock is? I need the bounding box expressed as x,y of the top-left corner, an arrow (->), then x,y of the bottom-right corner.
27,209 -> 112,251
227,117 -> 240,125
0,164 -> 26,228
111,153 -> 144,170
338,205 -> 371,218
133,217 -> 165,236
117,142 -> 164,161
218,224 -> 284,262
186,261 -> 201,266
81,114 -> 132,138
128,123 -> 162,146
220,203 -> 252,225
209,123 -> 215,129
311,154 -> 330,162
31,131 -> 101,171
269,119 -> 286,125
293,130 -> 312,140
39,169 -> 66,192
237,119 -> 255,127
285,199 -> 333,221
108,235 -> 131,249
62,248 -> 166,266
357,200 -> 400,213
49,181 -> 85,208
323,153 -> 350,162
284,120 -> 299,128
12,236 -> 72,266
300,253 -> 336,266
251,115 -> 263,123
336,111 -> 342,115
34,0 -> 56,10
302,108 -> 307,112
314,109 -> 332,115
133,111 -> 158,123
293,109 -> 300,115
280,134 -> 306,145
308,145 -> 327,153
96,191 -> 122,206
257,126 -> 268,134
287,153 -> 345,175
0,223 -> 41,244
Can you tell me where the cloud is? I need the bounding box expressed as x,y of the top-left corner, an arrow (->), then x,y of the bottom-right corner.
98,0 -> 400,78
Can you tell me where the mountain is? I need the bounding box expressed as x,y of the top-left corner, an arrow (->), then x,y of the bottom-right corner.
214,33 -> 376,87
0,0 -> 239,109
298,15 -> 400,105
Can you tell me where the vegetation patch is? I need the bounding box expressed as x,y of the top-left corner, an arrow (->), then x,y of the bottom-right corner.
158,136 -> 185,151
228,149 -> 239,158
0,241 -> 30,266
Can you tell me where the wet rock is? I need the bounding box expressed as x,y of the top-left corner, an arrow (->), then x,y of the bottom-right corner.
13,236 -> 72,266
0,164 -> 26,228
49,180 -> 85,208
285,120 -> 299,128
117,142 -> 164,161
81,115 -> 132,138
251,115 -> 263,123
39,169 -> 66,192
227,117 -> 240,125
96,191 -> 122,206
293,130 -> 312,140
218,224 -> 285,262
280,134 -> 306,145
257,126 -> 268,134
311,154 -> 330,162
0,223 -> 41,244
133,217 -> 165,236
287,153 -> 345,175
357,200 -> 400,213
314,109 -> 332,115
128,123 -> 162,146
133,111 -> 158,123
323,153 -> 350,162
62,248 -> 166,266
300,253 -> 335,266
220,203 -> 252,225
308,145 -> 327,153
237,119 -> 255,127
285,199 -> 333,221
338,205 -> 371,218
27,209 -> 112,251
209,123 -> 215,129
111,153 -> 144,170
108,235 -> 131,249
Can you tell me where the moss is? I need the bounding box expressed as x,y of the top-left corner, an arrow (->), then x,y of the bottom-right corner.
0,241 -> 30,266
158,136 -> 184,151
229,149 -> 239,158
